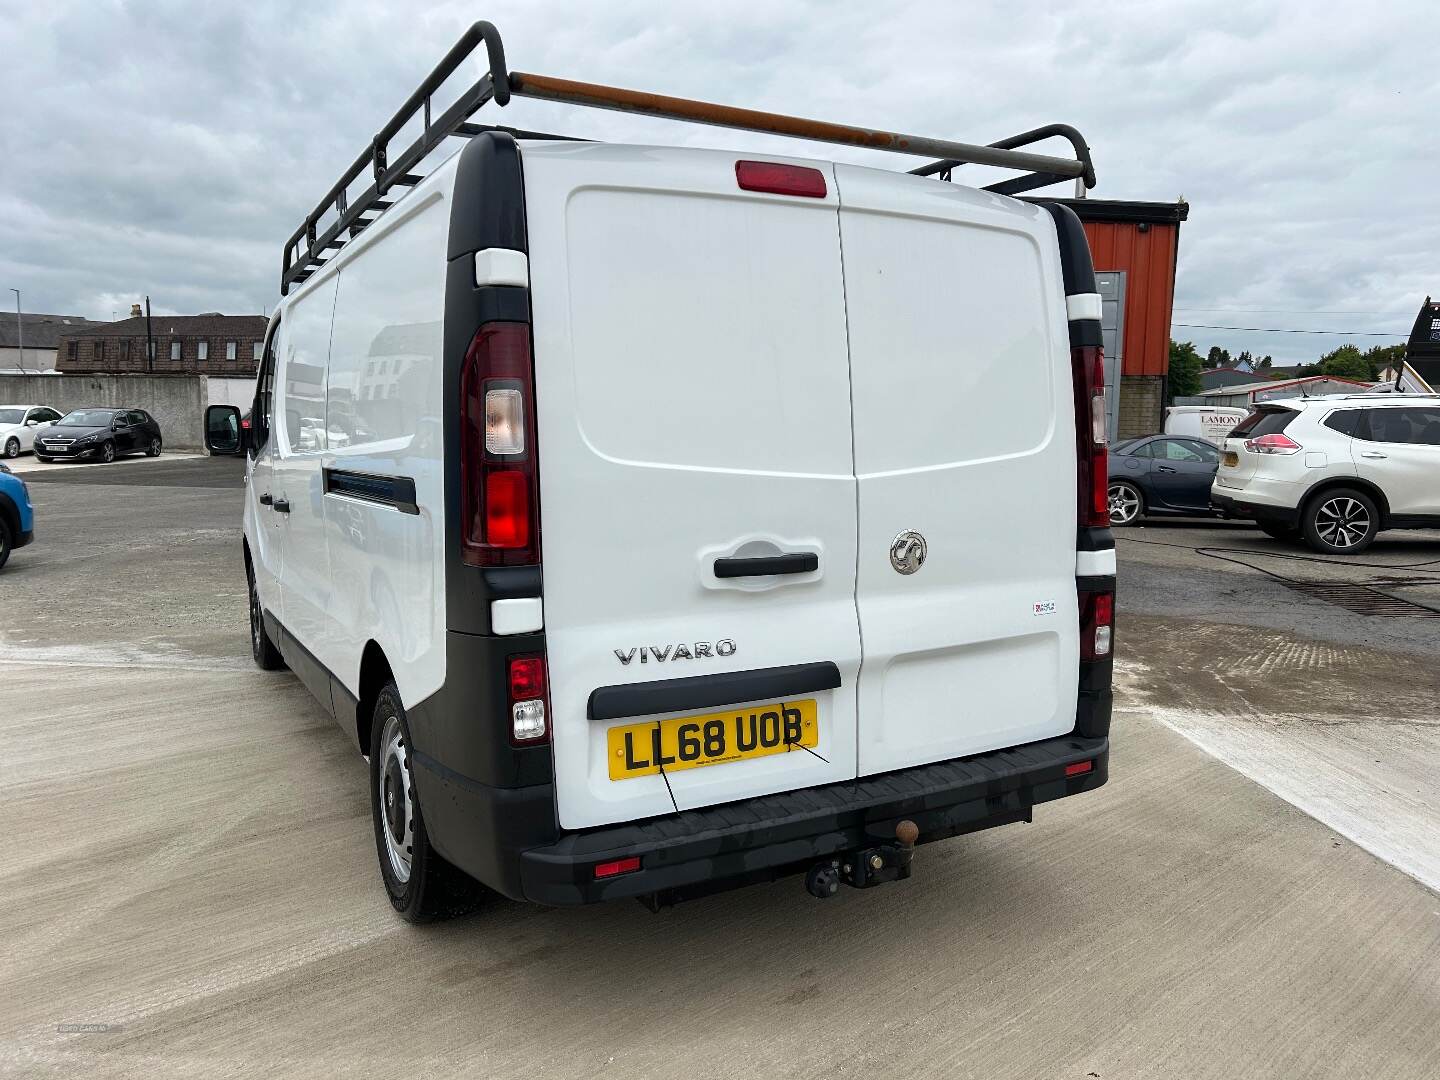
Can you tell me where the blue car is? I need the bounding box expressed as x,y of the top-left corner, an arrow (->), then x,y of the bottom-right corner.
0,462 -> 35,568
1107,435 -> 1221,526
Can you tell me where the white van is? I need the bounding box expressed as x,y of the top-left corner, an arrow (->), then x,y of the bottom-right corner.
207,23 -> 1114,918
1164,405 -> 1248,445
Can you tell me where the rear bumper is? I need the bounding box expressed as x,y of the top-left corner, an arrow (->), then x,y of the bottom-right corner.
1210,490 -> 1300,525
514,734 -> 1107,906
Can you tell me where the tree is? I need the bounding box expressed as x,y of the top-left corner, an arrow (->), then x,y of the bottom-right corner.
1205,345 -> 1231,369
1169,339 -> 1204,402
1362,343 -> 1406,375
1235,350 -> 1254,369
1257,354 -> 1273,369
1316,344 -> 1373,381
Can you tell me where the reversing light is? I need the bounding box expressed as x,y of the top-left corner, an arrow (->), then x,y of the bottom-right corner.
594,856 -> 642,879
1080,589 -> 1114,661
485,388 -> 525,454
1245,433 -> 1302,455
508,655 -> 549,745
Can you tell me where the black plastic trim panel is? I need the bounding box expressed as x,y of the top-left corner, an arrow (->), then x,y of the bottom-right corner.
519,735 -> 1108,904
588,662 -> 843,722
1076,526 -> 1115,552
323,468 -> 419,514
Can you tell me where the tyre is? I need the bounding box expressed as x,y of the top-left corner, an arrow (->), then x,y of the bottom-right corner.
1257,519 -> 1300,542
1302,487 -> 1379,554
1108,481 -> 1144,526
99,441 -> 116,464
3,438 -> 17,459
0,516 -> 11,569
370,681 -> 484,922
147,436 -> 163,457
247,567 -> 285,671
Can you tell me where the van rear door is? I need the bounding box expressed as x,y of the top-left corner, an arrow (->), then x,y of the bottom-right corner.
834,166 -> 1081,775
523,144 -> 861,830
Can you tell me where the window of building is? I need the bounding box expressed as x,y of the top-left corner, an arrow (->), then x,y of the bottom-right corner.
252,341 -> 262,361
197,340 -> 208,361
226,340 -> 237,361
93,340 -> 105,360
66,341 -> 77,360
121,339 -> 131,362
170,339 -> 182,361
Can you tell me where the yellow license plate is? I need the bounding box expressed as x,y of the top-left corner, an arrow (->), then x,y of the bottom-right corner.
608,699 -> 819,781
1222,451 -> 1238,467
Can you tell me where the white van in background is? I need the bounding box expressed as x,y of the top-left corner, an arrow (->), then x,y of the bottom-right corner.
206,22 -> 1114,919
1165,405 -> 1249,445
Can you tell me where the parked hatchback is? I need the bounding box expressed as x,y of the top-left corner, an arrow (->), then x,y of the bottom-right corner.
1108,435 -> 1222,525
35,408 -> 163,463
0,405 -> 62,458
1212,395 -> 1440,552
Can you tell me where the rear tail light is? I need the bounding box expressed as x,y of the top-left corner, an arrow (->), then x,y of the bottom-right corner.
508,654 -> 550,745
1079,588 -> 1113,661
1072,345 -> 1109,527
460,322 -> 540,565
1245,433 -> 1301,455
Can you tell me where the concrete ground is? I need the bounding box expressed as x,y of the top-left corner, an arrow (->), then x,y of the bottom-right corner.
2,461 -> 1438,1079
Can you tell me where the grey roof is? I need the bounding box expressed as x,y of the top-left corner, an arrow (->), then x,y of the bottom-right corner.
0,313 -> 108,350
61,314 -> 267,339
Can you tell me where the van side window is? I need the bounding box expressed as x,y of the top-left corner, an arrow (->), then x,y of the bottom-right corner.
252,323 -> 280,452
281,276 -> 339,453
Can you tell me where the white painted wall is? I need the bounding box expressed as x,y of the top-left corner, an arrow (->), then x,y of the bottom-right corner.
207,376 -> 256,409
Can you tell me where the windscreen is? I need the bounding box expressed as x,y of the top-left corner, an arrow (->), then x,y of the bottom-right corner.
57,410 -> 116,427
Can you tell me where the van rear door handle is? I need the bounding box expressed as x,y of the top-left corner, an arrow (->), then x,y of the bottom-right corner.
259,492 -> 273,505
272,498 -> 291,514
714,553 -> 818,578
1359,451 -> 1387,459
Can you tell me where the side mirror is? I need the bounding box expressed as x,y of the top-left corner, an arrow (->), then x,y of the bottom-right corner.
205,405 -> 245,456
25,419 -> 38,427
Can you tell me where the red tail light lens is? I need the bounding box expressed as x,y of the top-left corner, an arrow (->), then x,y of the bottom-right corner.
461,322 -> 540,566
1065,760 -> 1094,777
735,160 -> 828,198
508,654 -> 550,745
1245,433 -> 1302,455
1079,588 -> 1114,661
1072,345 -> 1109,528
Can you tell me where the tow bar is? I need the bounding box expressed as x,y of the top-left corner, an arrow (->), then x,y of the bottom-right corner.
805,820 -> 919,899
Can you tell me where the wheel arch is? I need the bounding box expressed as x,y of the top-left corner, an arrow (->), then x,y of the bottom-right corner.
357,640 -> 395,758
1301,476 -> 1390,528
0,493 -> 18,540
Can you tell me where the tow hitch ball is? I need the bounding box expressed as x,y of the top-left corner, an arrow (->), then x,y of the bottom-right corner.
805,820 -> 919,899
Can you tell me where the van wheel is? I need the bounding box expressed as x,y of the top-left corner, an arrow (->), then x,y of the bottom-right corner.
1303,488 -> 1378,555
248,569 -> 285,670
3,438 -> 17,459
370,682 -> 484,922
1108,481 -> 1144,526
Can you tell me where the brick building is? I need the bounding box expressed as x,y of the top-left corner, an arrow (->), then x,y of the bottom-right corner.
1030,197 -> 1189,439
56,308 -> 267,378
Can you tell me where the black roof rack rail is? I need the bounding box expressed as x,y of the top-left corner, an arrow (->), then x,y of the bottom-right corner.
281,20 -> 1098,295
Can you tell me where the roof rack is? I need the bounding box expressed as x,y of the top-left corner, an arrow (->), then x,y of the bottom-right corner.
281,20 -> 1098,295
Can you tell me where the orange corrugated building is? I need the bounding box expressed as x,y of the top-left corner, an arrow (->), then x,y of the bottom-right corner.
1039,198 -> 1189,439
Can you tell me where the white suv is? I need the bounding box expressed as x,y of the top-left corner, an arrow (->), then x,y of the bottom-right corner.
1212,395 -> 1440,554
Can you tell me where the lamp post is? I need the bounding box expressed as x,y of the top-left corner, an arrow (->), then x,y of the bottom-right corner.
7,288 -> 21,375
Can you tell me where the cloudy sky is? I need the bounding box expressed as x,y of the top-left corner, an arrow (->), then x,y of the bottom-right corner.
2,0 -> 1436,362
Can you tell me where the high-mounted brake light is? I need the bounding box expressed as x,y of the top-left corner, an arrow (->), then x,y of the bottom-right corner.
1245,433 -> 1302,455
508,654 -> 549,745
735,160 -> 827,198
1079,588 -> 1114,661
461,322 -> 540,566
1071,345 -> 1109,528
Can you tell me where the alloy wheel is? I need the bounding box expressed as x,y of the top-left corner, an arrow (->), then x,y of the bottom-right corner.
3,439 -> 17,459
1108,482 -> 1141,525
377,713 -> 414,884
101,442 -> 115,463
1315,497 -> 1370,549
